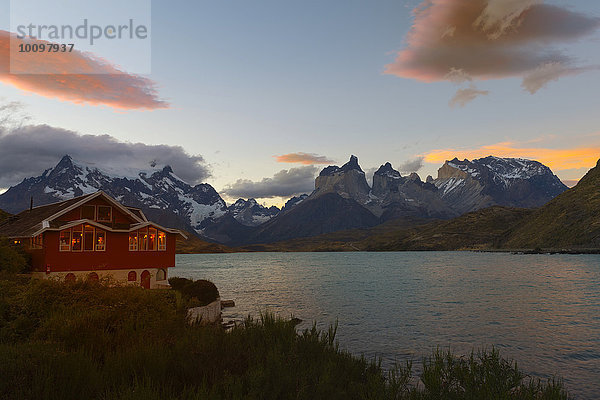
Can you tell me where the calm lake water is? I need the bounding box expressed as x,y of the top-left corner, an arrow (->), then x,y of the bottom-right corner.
174,252 -> 600,398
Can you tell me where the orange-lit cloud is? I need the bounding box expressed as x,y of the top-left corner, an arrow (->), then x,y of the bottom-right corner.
0,31 -> 167,110
385,0 -> 600,96
423,142 -> 600,172
275,152 -> 335,165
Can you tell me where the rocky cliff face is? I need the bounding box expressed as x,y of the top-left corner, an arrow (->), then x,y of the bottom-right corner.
372,163 -> 456,220
434,156 -> 567,215
313,155 -> 371,204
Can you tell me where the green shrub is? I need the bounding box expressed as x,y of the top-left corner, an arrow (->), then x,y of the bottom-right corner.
0,276 -> 573,400
168,277 -> 219,306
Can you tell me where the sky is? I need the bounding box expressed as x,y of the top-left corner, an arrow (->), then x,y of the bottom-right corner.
0,0 -> 599,206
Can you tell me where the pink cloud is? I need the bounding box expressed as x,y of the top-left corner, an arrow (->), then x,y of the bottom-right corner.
0,31 -> 167,110
385,0 -> 600,91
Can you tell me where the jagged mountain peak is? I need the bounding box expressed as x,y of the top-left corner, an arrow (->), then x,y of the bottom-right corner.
408,172 -> 422,182
341,155 -> 363,173
444,156 -> 554,182
320,155 -> 364,176
375,162 -> 402,179
435,155 -> 567,214
281,193 -> 309,213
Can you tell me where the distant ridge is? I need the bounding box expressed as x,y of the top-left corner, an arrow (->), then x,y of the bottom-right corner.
503,158 -> 600,249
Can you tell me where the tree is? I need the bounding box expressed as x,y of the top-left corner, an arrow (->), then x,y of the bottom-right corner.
0,237 -> 29,273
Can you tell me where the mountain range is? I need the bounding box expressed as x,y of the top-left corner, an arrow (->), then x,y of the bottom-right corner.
0,153 -> 569,246
244,158 -> 600,252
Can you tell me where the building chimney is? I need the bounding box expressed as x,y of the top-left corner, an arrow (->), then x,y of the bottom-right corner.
30,196 -> 33,211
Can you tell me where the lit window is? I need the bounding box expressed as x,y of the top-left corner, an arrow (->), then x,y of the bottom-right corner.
81,205 -> 95,220
139,228 -> 148,251
59,230 -> 71,251
72,226 -> 83,251
84,225 -> 94,251
30,234 -> 43,250
158,231 -> 166,251
149,227 -> 157,251
128,232 -> 138,251
95,230 -> 106,251
156,269 -> 166,281
97,206 -> 112,222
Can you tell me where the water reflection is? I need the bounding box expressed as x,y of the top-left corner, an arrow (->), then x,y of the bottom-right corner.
175,252 -> 600,399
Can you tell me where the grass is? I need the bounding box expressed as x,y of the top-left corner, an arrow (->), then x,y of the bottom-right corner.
0,274 -> 571,399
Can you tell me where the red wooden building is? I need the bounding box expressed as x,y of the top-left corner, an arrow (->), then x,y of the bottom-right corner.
0,191 -> 186,288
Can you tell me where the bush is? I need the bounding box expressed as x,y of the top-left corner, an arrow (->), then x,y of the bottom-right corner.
0,276 -> 572,400
0,237 -> 29,274
168,277 -> 219,306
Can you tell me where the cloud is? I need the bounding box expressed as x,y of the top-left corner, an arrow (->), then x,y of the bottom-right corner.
398,156 -> 425,174
423,141 -> 600,172
223,166 -> 318,199
385,0 -> 600,96
275,152 -> 336,165
449,86 -> 489,107
0,100 -> 30,126
521,62 -> 600,94
474,0 -> 542,39
0,31 -> 167,110
0,124 -> 210,187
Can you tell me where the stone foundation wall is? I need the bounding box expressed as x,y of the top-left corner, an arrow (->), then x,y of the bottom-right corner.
32,268 -> 170,289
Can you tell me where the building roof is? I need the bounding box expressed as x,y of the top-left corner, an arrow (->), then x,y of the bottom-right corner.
0,194 -> 93,237
0,191 -> 185,239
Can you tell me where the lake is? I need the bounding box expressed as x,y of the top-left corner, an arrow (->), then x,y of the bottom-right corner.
174,252 -> 600,398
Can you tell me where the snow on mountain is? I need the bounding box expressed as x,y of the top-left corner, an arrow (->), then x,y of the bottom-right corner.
434,156 -> 567,214
227,198 -> 280,227
0,155 -> 227,234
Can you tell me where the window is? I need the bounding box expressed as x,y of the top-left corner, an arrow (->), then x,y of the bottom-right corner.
87,272 -> 99,282
30,234 -> 43,250
95,230 -> 106,251
128,271 -> 137,281
148,228 -> 157,251
59,230 -> 71,251
139,228 -> 148,251
129,232 -> 138,251
84,225 -> 94,251
72,226 -> 83,251
97,206 -> 112,222
156,269 -> 166,281
65,273 -> 76,283
81,205 -> 95,220
158,231 -> 166,251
